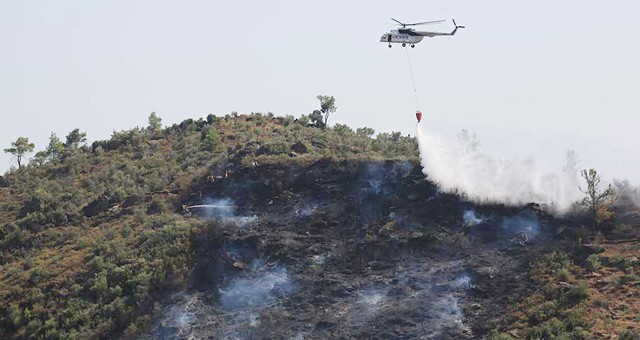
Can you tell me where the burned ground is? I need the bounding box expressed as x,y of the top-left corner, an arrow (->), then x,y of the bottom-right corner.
145,160 -> 565,339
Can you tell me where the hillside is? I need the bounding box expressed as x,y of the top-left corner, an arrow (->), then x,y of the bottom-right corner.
0,113 -> 416,338
1,113 -> 639,339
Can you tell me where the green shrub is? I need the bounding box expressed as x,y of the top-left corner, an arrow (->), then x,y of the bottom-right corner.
201,126 -> 222,150
24,318 -> 43,336
557,268 -> 571,281
608,254 -> 626,268
616,273 -> 640,286
611,223 -> 633,239
586,254 -> 601,272
528,318 -> 567,339
563,282 -> 589,306
489,333 -> 515,340
594,299 -> 609,308
258,141 -> 289,155
564,308 -> 589,331
549,251 -> 571,272
619,328 -> 640,340
528,300 -> 558,325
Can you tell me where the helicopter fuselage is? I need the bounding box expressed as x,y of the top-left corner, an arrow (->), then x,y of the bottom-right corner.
379,29 -> 424,45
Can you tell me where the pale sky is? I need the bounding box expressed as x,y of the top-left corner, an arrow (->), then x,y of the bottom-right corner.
2,1 -> 639,181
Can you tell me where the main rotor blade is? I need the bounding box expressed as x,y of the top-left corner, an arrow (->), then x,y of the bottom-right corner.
391,18 -> 405,26
406,20 -> 446,26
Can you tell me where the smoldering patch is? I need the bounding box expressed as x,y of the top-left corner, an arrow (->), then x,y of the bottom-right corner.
463,209 -> 485,227
353,287 -> 387,321
218,260 -> 294,312
500,211 -> 541,245
151,293 -> 205,339
188,197 -> 258,228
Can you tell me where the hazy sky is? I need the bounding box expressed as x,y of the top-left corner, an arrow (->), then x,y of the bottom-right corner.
2,1 -> 639,181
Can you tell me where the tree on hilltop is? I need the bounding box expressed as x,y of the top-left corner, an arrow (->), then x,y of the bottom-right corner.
310,95 -> 337,128
64,129 -> 87,149
33,133 -> 64,164
4,137 -> 35,168
318,95 -> 337,126
148,112 -> 162,132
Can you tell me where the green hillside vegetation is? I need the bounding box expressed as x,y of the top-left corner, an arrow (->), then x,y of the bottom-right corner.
0,112 -> 418,339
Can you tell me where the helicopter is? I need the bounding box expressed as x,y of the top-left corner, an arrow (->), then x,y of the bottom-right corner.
380,18 -> 465,48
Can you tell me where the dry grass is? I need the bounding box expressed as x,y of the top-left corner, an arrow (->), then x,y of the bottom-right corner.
584,241 -> 640,338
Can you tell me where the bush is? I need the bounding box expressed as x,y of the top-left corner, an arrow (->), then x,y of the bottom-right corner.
619,328 -> 640,340
563,282 -> 589,306
556,268 -> 571,281
527,318 -> 567,340
258,141 -> 289,156
607,254 -> 626,269
528,300 -> 558,325
549,251 -> 571,272
616,273 -> 640,286
201,126 -> 222,151
564,308 -> 589,331
489,333 -> 515,340
586,254 -> 601,272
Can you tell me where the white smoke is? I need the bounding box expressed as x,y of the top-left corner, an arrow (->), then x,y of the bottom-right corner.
348,287 -> 387,327
219,261 -> 293,312
416,125 -> 582,213
151,292 -> 204,339
195,197 -> 259,228
462,210 -> 484,226
613,179 -> 640,208
452,274 -> 472,290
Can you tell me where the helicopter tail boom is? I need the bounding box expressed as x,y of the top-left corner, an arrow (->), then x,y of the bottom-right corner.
413,19 -> 465,37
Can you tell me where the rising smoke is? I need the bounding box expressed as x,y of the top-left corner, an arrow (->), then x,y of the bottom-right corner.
151,292 -> 203,339
500,212 -> 541,238
196,197 -> 258,228
462,210 -> 485,226
348,287 -> 387,327
416,126 -> 583,213
613,179 -> 640,208
219,260 -> 294,312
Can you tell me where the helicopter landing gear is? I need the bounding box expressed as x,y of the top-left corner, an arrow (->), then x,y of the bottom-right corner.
402,43 -> 406,47
411,44 -> 415,48
388,44 -> 392,48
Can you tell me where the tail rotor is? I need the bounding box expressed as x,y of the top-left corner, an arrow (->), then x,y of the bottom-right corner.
453,19 -> 465,29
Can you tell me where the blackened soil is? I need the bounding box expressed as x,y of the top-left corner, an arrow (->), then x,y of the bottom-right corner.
146,160 -> 560,339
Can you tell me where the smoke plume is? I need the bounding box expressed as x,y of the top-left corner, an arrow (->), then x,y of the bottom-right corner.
416,125 -> 582,213
194,197 -> 258,228
219,260 -> 293,312
462,210 -> 485,226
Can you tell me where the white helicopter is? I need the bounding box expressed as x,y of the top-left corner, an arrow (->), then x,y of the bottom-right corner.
380,18 -> 465,48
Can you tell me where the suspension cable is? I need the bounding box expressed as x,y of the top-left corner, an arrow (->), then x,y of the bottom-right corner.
404,46 -> 420,111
